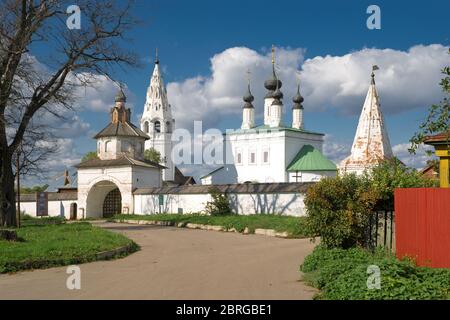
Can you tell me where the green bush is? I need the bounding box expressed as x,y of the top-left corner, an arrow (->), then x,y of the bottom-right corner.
204,187 -> 232,216
304,160 -> 438,249
300,246 -> 450,300
304,174 -> 378,248
367,158 -> 438,205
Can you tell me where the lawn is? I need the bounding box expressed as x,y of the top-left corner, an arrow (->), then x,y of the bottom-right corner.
0,222 -> 138,273
113,213 -> 312,238
300,245 -> 450,300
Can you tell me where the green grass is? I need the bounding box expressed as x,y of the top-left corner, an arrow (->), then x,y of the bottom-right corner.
0,222 -> 138,273
113,213 -> 311,238
300,245 -> 450,300
20,215 -> 65,226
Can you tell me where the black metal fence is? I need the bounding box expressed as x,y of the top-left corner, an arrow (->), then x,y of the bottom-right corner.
366,201 -> 395,251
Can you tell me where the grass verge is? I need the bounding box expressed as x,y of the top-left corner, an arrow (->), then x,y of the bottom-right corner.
112,213 -> 311,238
300,245 -> 450,300
0,222 -> 138,273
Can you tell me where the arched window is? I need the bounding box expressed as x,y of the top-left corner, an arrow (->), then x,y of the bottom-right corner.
144,121 -> 149,133
166,121 -> 171,133
154,121 -> 161,133
105,140 -> 112,152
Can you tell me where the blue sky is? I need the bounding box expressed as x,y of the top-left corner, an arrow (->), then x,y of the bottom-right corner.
27,0 -> 450,185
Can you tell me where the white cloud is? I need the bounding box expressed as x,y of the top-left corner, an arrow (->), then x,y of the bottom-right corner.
322,134 -> 351,164
301,44 -> 448,115
70,73 -> 135,113
392,143 -> 435,169
167,46 -> 305,130
167,44 -> 448,130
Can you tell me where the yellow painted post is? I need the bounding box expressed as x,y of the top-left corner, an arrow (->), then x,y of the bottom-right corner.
435,146 -> 449,188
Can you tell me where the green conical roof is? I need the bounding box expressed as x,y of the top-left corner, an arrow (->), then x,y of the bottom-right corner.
287,145 -> 337,172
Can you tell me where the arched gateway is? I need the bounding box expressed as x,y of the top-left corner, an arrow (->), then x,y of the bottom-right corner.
75,89 -> 164,219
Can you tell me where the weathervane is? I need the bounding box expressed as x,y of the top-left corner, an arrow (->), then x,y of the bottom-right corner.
371,65 -> 379,84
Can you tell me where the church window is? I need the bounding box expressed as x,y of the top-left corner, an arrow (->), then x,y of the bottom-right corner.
249,150 -> 256,165
262,149 -> 270,164
154,121 -> 161,133
144,121 -> 149,133
166,121 -> 171,133
236,149 -> 242,165
105,140 -> 112,152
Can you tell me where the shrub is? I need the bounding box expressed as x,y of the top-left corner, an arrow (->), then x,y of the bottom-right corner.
304,174 -> 379,248
305,160 -> 438,249
367,158 -> 438,205
301,246 -> 450,300
204,187 -> 232,216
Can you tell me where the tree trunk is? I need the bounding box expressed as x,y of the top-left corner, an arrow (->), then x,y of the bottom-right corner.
0,150 -> 17,228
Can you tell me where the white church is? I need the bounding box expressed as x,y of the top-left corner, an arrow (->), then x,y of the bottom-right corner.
200,49 -> 338,184
18,50 -> 393,219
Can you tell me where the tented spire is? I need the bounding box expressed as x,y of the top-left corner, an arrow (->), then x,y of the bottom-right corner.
340,67 -> 393,174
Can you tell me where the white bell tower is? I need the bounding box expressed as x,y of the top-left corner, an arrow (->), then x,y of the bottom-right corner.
141,50 -> 176,182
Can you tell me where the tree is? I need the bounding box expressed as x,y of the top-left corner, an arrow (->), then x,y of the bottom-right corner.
409,49 -> 450,154
144,147 -> 161,164
81,151 -> 98,162
0,0 -> 138,227
204,187 -> 232,216
19,184 -> 48,194
367,158 -> 437,205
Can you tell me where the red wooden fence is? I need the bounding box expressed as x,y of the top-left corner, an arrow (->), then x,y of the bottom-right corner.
395,188 -> 450,268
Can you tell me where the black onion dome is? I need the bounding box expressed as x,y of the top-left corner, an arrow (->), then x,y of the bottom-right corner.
243,85 -> 254,109
264,66 -> 282,91
272,86 -> 283,100
271,88 -> 283,106
243,85 -> 254,103
292,85 -> 304,109
115,89 -> 126,103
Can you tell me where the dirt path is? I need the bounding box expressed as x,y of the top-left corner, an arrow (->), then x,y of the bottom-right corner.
0,221 -> 317,299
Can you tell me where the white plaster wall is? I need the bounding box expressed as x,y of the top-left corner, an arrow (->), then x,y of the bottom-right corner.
19,200 -> 77,219
134,192 -> 307,217
98,137 -> 119,160
226,131 -> 286,183
145,132 -> 175,181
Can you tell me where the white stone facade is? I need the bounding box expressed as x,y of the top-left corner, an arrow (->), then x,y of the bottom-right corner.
19,188 -> 307,218
135,191 -> 307,216
77,166 -> 161,218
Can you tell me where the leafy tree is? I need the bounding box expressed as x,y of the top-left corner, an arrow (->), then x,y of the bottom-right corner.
19,184 -> 49,194
205,187 -> 232,216
144,147 -> 161,164
0,0 -> 138,227
81,151 -> 98,162
304,174 -> 378,249
305,160 -> 438,249
366,158 -> 437,205
409,49 -> 449,154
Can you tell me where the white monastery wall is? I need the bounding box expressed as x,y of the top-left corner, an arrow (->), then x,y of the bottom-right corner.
134,191 -> 307,217
19,199 -> 76,219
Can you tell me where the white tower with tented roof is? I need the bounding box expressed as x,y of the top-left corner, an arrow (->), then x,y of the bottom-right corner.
339,66 -> 393,175
140,51 -> 176,182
